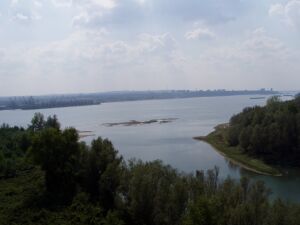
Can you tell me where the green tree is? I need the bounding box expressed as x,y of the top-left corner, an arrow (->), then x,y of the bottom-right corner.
84,138 -> 123,211
29,112 -> 46,132
30,127 -> 81,203
45,115 -> 60,130
183,196 -> 214,225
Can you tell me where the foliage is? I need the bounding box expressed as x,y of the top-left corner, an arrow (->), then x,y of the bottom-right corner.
0,124 -> 31,178
30,127 -> 81,204
1,113 -> 300,224
226,96 -> 300,166
81,138 -> 123,211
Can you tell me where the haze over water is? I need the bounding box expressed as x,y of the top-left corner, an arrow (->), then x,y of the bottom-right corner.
1,95 -> 299,202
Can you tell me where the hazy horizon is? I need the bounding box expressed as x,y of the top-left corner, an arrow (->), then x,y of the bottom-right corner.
1,0 -> 300,96
0,88 -> 297,99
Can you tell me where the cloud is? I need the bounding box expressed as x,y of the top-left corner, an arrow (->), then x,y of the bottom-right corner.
69,0 -> 119,28
196,27 -> 296,84
90,0 -> 116,9
269,0 -> 300,29
13,12 -> 41,22
1,0 -> 300,95
33,0 -> 42,7
242,28 -> 288,59
0,29 -> 185,95
14,12 -> 29,20
70,0 -> 252,29
52,0 -> 116,8
211,28 -> 289,62
10,0 -> 19,7
51,0 -> 72,7
269,3 -> 284,17
9,0 -> 42,22
185,27 -> 215,40
181,27 -> 300,90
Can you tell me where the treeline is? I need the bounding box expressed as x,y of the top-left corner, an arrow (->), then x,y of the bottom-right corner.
0,89 -> 276,110
226,95 -> 300,166
1,114 -> 300,225
0,96 -> 101,110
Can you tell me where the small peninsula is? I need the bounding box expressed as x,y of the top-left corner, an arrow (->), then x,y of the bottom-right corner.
194,124 -> 282,176
195,95 -> 300,176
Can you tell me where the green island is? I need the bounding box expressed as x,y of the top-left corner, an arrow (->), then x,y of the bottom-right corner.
194,124 -> 282,176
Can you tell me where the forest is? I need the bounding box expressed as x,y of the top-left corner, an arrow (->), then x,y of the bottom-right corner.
226,95 -> 300,166
1,113 -> 300,225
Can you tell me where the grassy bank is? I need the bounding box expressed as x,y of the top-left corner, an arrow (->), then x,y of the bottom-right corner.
194,124 -> 282,176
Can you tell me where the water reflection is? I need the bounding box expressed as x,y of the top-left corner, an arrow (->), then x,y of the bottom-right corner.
226,159 -> 240,172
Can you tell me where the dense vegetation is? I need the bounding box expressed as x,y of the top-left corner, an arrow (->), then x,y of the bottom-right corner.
226,95 -> 300,167
1,113 -> 300,224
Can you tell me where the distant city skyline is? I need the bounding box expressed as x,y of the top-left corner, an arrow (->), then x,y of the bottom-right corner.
0,0 -> 300,96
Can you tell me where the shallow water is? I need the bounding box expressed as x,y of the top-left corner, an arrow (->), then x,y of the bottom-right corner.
1,95 -> 299,202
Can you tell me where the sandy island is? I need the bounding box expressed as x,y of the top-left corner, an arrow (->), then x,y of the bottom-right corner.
103,118 -> 178,127
78,130 -> 95,139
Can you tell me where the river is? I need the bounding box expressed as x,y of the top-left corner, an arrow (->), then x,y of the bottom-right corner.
1,95 -> 299,202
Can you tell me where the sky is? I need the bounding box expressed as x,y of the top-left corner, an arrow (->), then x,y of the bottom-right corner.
0,0 -> 300,96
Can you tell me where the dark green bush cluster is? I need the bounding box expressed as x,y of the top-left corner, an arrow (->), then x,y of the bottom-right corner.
0,124 -> 31,178
226,95 -> 300,166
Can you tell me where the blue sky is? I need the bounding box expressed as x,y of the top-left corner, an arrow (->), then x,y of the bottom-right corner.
0,0 -> 300,96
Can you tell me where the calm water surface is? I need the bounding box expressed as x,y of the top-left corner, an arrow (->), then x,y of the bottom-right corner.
0,95 -> 299,202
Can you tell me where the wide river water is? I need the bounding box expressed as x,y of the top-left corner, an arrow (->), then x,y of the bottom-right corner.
0,95 -> 299,202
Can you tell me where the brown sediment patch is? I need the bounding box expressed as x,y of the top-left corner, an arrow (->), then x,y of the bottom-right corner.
103,118 -> 178,127
79,134 -> 96,138
78,130 -> 95,139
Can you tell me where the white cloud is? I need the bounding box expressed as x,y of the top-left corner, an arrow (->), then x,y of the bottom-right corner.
181,27 -> 300,90
14,12 -> 29,20
285,0 -> 300,28
185,27 -> 215,40
69,0 -> 251,30
269,3 -> 284,17
269,0 -> 300,29
72,11 -> 104,28
90,0 -> 116,9
0,30 -> 184,94
242,28 -> 288,59
10,0 -> 19,7
51,0 -> 116,9
9,0 -> 43,22
219,28 -> 288,61
1,0 -> 300,95
136,0 -> 146,5
197,27 -> 295,80
69,0 -> 118,28
13,11 -> 41,22
33,0 -> 42,7
51,0 -> 72,7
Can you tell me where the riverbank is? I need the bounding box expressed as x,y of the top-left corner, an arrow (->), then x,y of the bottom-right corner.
194,124 -> 282,176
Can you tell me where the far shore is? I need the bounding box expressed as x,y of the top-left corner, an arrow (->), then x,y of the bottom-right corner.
194,125 -> 282,177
